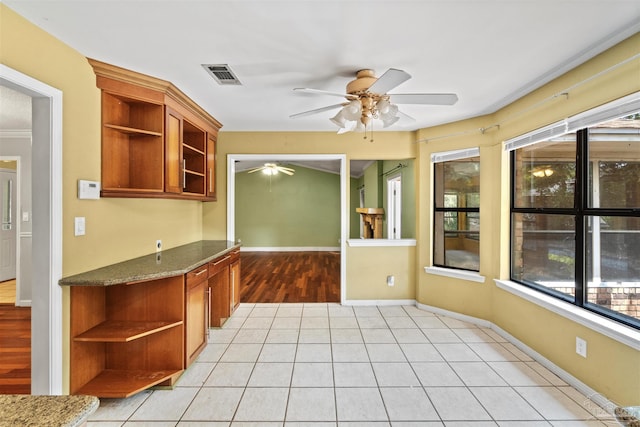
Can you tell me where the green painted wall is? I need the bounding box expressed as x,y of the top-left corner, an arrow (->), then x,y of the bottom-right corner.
355,159 -> 416,239
235,165 -> 340,247
349,176 -> 361,239
381,159 -> 416,239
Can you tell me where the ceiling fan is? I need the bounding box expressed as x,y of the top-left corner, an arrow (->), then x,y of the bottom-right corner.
246,163 -> 295,176
290,68 -> 458,134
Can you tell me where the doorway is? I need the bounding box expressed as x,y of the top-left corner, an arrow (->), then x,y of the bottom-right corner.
387,174 -> 402,239
0,166 -> 17,285
0,64 -> 63,394
227,154 -> 347,303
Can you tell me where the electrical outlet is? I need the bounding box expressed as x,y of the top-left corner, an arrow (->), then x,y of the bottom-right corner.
387,275 -> 395,286
576,337 -> 587,358
156,240 -> 162,252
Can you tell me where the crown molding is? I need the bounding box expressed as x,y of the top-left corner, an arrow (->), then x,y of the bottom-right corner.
0,129 -> 31,139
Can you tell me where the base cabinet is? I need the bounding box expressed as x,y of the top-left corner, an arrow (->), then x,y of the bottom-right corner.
208,255 -> 231,327
208,250 -> 242,327
185,264 -> 209,366
70,277 -> 185,398
230,249 -> 241,313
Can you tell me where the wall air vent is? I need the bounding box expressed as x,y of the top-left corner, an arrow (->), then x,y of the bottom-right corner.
202,64 -> 242,85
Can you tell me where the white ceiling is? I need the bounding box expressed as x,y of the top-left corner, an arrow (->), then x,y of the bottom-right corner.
3,1 -> 640,134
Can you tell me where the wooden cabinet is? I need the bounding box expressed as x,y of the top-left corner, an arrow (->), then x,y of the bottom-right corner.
208,250 -> 242,327
208,255 -> 231,327
206,134 -> 217,200
230,249 -> 241,313
99,86 -> 166,195
70,276 -> 184,398
185,264 -> 209,366
165,107 -> 183,194
89,58 -> 221,201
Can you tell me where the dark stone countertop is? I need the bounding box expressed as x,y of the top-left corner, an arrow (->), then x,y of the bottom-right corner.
59,240 -> 239,286
0,394 -> 99,427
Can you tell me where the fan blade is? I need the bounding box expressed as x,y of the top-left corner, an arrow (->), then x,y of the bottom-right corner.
391,93 -> 458,105
246,167 -> 264,174
289,103 -> 344,118
397,109 -> 416,122
278,166 -> 295,172
367,68 -> 411,94
280,169 -> 295,176
293,88 -> 356,99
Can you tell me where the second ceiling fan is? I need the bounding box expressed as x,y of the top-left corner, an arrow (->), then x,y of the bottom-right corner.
290,68 -> 458,134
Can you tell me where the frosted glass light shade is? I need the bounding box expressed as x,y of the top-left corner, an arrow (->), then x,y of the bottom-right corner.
342,100 -> 362,121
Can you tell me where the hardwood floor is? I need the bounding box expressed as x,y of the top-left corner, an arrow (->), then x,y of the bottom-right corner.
0,279 -> 16,304
0,304 -> 31,394
241,251 -> 340,303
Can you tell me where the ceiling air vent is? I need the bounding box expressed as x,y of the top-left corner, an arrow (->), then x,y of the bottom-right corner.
202,64 -> 242,85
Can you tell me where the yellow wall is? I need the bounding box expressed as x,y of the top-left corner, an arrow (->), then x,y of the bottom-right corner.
1,4 -> 205,393
345,246 -> 415,300
417,33 -> 640,405
3,2 -> 638,404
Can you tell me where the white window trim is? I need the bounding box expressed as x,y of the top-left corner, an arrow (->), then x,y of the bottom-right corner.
431,147 -> 481,273
495,279 -> 640,351
431,147 -> 479,163
348,238 -> 416,247
424,266 -> 486,283
504,91 -> 640,152
503,92 -> 640,339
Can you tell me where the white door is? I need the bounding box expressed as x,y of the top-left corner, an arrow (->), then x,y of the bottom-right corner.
0,169 -> 17,282
387,175 -> 402,239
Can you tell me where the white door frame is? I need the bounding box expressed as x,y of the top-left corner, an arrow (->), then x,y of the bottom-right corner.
227,154 -> 347,303
387,173 -> 402,239
0,163 -> 19,289
1,64 -> 63,395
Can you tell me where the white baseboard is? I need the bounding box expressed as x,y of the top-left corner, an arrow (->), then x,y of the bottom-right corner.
415,302 -> 618,416
16,299 -> 31,307
343,299 -> 416,306
241,247 -> 340,252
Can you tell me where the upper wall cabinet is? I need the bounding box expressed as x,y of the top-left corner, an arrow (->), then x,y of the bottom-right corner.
88,58 -> 222,201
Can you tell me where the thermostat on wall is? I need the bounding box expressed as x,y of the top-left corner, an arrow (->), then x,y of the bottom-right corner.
78,180 -> 101,200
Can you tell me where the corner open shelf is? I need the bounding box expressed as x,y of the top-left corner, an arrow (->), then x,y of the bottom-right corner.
70,276 -> 185,398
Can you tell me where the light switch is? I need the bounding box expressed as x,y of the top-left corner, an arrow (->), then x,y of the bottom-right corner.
74,217 -> 85,236
22,211 -> 29,222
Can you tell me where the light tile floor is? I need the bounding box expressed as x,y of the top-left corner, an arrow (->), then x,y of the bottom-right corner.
88,303 -> 618,426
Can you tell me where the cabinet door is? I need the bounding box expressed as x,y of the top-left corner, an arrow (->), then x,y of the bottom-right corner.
208,265 -> 230,327
206,134 -> 216,199
165,107 -> 183,194
230,259 -> 241,312
185,278 -> 207,366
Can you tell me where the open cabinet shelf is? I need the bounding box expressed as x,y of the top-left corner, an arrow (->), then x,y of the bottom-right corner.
74,320 -> 183,343
70,276 -> 185,398
75,369 -> 182,399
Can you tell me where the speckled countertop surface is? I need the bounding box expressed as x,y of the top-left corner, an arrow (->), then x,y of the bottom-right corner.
0,394 -> 99,427
59,240 -> 239,286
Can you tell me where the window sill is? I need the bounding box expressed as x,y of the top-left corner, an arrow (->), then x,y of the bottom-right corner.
495,279 -> 640,350
347,239 -> 416,247
424,266 -> 486,283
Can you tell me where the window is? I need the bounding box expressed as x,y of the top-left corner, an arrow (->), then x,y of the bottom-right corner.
509,98 -> 640,329
433,148 -> 480,271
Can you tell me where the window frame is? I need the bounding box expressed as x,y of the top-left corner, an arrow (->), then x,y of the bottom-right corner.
507,95 -> 640,330
432,148 -> 480,272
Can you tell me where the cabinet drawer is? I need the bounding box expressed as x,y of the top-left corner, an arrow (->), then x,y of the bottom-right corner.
208,255 -> 231,276
186,264 -> 209,288
229,248 -> 240,263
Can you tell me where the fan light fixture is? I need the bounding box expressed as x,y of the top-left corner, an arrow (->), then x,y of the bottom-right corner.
247,163 -> 295,176
330,95 -> 401,135
291,68 -> 458,142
